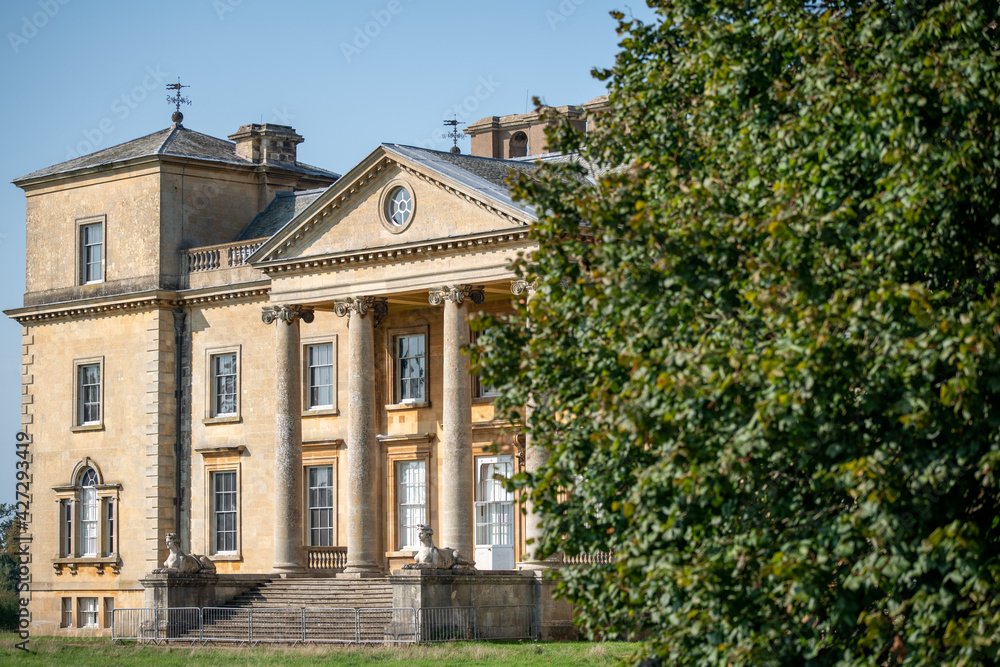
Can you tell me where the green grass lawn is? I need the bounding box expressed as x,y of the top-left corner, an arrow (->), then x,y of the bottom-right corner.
0,633 -> 634,666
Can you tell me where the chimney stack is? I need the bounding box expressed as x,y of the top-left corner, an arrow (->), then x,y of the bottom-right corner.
228,123 -> 304,164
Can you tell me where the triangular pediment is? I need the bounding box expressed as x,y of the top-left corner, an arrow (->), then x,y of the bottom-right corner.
251,145 -> 535,265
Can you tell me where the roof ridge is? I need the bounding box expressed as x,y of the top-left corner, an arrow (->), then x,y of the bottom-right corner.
156,124 -> 182,155
383,143 -> 531,166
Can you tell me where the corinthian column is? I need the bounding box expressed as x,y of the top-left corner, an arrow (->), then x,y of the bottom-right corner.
262,304 -> 314,574
334,296 -> 388,576
511,280 -> 555,569
429,285 -> 484,563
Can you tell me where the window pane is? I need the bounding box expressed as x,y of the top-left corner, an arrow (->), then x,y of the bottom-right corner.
397,461 -> 426,549
306,343 -> 334,409
307,465 -> 334,547
79,364 -> 101,424
213,471 -> 237,553
212,353 -> 237,416
81,223 -> 103,283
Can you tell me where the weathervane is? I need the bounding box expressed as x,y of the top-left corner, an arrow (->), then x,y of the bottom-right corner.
443,115 -> 465,154
166,78 -> 191,124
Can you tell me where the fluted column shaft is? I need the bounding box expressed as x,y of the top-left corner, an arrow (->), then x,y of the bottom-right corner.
336,297 -> 387,575
431,285 -> 483,563
263,304 -> 314,573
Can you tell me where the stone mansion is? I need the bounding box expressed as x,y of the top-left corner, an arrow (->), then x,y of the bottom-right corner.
6,99 -> 605,635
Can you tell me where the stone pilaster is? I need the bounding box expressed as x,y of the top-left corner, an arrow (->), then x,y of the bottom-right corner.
145,309 -> 179,572
429,285 -> 484,563
334,297 -> 388,576
262,304 -> 314,574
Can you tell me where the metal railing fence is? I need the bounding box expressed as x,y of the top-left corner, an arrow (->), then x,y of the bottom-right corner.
113,604 -> 537,644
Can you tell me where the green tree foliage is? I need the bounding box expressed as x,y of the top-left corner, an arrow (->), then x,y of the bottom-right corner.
474,1 -> 1000,664
0,504 -> 20,630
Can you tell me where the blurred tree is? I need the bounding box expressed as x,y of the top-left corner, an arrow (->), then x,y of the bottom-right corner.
0,504 -> 20,630
475,1 -> 1000,664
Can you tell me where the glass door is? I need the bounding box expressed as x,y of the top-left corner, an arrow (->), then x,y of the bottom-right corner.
474,455 -> 514,570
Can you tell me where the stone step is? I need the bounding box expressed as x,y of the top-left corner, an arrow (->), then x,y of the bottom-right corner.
220,577 -> 394,613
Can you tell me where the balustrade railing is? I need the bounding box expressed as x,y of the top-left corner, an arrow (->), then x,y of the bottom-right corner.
563,551 -> 616,565
181,238 -> 267,274
306,546 -> 347,570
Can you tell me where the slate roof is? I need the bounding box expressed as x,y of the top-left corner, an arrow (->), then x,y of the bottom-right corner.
15,124 -> 340,182
237,188 -> 329,241
382,144 -> 539,216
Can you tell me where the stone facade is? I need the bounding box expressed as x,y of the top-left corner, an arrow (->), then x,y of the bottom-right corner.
6,116 -> 564,635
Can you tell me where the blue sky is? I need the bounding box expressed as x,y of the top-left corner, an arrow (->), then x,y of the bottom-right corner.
0,0 -> 658,505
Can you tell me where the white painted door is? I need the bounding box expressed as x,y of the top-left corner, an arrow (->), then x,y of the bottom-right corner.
474,455 -> 515,570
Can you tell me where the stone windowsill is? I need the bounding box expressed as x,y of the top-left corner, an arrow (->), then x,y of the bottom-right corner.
472,396 -> 498,405
385,401 -> 430,412
302,407 -> 339,418
386,550 -> 418,558
53,555 -> 121,574
209,553 -> 242,562
203,415 -> 241,425
194,444 -> 246,457
70,423 -> 104,433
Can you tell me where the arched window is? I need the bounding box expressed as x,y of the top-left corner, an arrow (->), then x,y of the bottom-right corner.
79,468 -> 98,557
508,131 -> 528,158
53,459 -> 121,573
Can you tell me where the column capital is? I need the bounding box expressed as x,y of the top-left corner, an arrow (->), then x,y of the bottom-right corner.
429,285 -> 485,307
262,305 -> 315,325
333,296 -> 388,328
511,280 -> 535,296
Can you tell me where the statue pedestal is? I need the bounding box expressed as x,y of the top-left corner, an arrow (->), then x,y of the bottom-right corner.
140,571 -> 271,610
388,568 -> 577,640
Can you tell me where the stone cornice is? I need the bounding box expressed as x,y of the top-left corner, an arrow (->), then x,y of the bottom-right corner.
5,282 -> 271,325
257,229 -> 532,278
397,162 -> 528,228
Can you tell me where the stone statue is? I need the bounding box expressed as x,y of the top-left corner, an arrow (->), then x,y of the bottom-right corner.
401,524 -> 476,571
155,533 -> 217,574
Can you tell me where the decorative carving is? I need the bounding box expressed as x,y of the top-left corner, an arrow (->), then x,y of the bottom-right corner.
511,280 -> 535,296
262,305 -> 315,325
153,533 -> 217,575
513,432 -> 527,468
333,297 -> 389,329
401,525 -> 476,571
428,285 -> 486,307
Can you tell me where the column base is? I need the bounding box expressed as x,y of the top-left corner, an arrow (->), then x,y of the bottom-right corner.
341,561 -> 383,578
271,563 -> 307,576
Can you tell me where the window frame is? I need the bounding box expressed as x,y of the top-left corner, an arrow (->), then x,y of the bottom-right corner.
79,597 -> 99,628
211,469 -> 239,555
382,434 -> 433,555
386,324 -> 430,408
377,178 -> 418,234
71,356 -> 104,431
301,335 -> 338,416
396,459 -> 427,550
103,597 -> 115,629
61,598 -> 73,628
79,468 -> 99,557
52,460 -> 122,573
203,345 -> 241,424
75,215 -> 106,286
306,464 -> 335,547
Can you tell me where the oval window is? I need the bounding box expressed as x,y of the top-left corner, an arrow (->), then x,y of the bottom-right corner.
386,186 -> 413,227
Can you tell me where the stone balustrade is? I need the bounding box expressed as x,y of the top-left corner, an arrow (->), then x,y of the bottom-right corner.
562,551 -> 616,566
306,546 -> 348,571
182,238 -> 267,274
